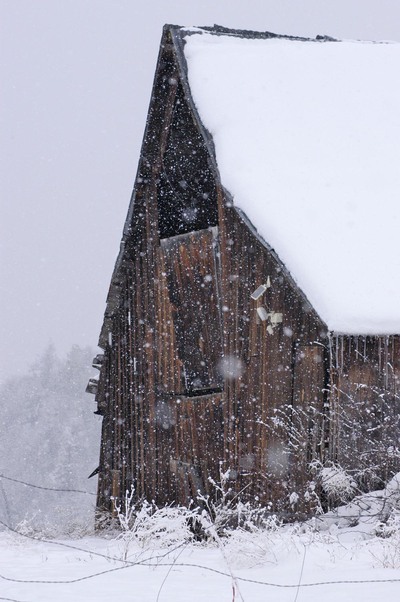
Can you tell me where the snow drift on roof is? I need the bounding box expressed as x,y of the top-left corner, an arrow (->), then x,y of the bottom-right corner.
183,31 -> 400,334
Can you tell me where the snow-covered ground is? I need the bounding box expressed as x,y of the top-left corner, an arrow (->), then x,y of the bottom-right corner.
1,524 -> 400,602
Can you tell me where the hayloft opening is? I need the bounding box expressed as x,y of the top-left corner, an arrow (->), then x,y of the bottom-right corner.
157,85 -> 218,239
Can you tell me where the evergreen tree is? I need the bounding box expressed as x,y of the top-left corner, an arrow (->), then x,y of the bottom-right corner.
0,345 -> 101,533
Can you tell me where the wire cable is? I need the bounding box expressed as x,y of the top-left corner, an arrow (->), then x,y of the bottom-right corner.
293,544 -> 307,602
0,474 -> 96,496
0,517 -> 177,566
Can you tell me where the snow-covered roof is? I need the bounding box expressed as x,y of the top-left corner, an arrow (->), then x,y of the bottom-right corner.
183,30 -> 400,334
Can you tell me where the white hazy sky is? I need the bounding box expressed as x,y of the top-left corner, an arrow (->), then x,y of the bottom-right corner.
1,0 -> 400,382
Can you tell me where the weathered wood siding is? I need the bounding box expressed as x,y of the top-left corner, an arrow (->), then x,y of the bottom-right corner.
160,228 -> 223,393
95,31 -> 225,514
96,197 -> 329,515
329,335 -> 400,489
216,200 -> 327,512
94,29 -> 332,517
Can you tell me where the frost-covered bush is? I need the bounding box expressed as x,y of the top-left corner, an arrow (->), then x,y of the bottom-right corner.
370,511 -> 400,568
308,460 -> 358,511
311,471 -> 400,536
113,486 -> 198,557
112,470 -> 283,561
195,466 -> 280,539
331,383 -> 400,493
320,464 -> 357,503
221,524 -> 280,568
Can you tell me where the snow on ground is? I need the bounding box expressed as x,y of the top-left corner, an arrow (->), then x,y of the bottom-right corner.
184,31 -> 400,334
1,526 -> 400,601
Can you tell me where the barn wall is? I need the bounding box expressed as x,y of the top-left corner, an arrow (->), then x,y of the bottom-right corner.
94,31 -> 330,518
329,335 -> 400,490
216,200 -> 327,513
94,30 -> 400,519
96,196 -> 329,516
96,201 -> 228,512
95,32 -> 225,515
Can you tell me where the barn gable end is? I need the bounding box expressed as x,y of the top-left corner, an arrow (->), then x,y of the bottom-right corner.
90,25 -> 400,520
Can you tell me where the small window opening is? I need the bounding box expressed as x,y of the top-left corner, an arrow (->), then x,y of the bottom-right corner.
157,85 -> 218,239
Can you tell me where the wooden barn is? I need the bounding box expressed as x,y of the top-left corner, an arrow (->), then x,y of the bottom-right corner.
88,25 -> 400,517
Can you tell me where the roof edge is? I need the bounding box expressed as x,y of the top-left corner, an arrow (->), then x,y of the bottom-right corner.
98,25 -> 176,348
177,23 -> 338,43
